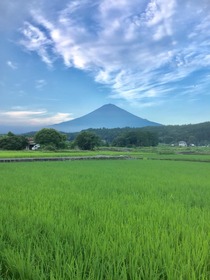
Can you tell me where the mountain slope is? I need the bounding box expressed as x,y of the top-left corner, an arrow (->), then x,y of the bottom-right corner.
51,104 -> 162,132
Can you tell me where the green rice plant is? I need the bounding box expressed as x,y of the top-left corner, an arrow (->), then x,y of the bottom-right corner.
1,146 -> 210,162
0,160 -> 210,279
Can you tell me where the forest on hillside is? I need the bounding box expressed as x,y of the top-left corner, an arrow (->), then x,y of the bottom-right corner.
66,122 -> 210,146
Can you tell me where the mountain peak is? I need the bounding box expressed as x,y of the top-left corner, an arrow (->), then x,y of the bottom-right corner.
102,103 -> 117,107
97,103 -> 119,110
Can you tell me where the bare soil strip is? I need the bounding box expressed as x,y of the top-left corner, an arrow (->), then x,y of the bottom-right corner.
0,155 -> 132,163
1,156 -> 210,163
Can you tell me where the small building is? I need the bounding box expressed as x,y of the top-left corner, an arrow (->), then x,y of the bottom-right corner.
26,137 -> 36,150
178,141 -> 187,147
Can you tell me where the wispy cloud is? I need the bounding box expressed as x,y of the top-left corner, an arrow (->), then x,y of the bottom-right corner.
0,109 -> 73,126
7,60 -> 17,70
19,0 -> 210,105
30,113 -> 73,125
20,21 -> 54,67
35,79 -> 47,90
2,110 -> 46,118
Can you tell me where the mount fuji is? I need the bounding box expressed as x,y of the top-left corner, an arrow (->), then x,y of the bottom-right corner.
50,104 -> 162,132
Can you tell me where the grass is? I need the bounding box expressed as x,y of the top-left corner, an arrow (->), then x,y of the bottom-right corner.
0,160 -> 210,279
0,149 -> 135,159
0,146 -> 210,162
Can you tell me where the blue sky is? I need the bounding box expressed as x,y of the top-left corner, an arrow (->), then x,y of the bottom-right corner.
1,0 -> 210,132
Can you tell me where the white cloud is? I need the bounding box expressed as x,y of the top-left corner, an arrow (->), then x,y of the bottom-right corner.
1,110 -> 47,118
7,60 -> 17,70
19,0 -> 210,105
30,113 -> 73,125
0,110 -> 73,126
20,22 -> 53,67
36,79 -> 47,90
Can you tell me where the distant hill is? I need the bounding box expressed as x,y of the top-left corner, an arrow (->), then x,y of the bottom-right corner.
65,122 -> 210,146
50,104 -> 162,132
140,121 -> 210,146
0,125 -> 43,135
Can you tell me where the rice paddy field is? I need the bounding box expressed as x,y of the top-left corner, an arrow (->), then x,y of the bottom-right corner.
1,146 -> 210,162
0,158 -> 210,279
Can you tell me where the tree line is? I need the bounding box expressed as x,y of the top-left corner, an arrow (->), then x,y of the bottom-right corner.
0,128 -> 158,150
140,122 -> 210,146
1,121 -> 210,150
67,122 -> 210,146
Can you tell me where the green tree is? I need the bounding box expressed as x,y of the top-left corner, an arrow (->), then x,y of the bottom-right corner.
75,131 -> 100,150
112,130 -> 158,147
112,136 -> 126,147
34,128 -> 66,148
7,131 -> 15,137
0,134 -> 28,150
